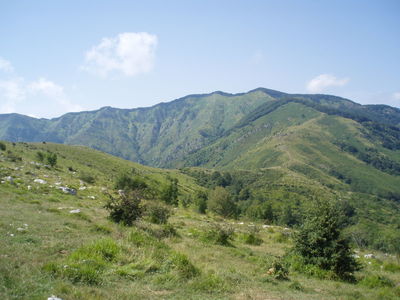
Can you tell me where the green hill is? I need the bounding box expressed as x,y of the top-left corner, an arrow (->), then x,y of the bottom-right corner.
1,141 -> 400,299
1,88 -> 400,252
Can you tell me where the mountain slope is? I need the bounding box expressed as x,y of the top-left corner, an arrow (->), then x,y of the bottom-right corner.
2,88 -> 399,168
1,142 -> 399,299
1,88 -> 400,203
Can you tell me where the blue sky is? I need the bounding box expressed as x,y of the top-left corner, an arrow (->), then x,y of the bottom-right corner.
0,0 -> 399,118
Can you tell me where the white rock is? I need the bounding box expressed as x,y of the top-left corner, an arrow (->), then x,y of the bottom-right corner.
87,196 -> 95,199
27,185 -> 32,190
9,233 -> 14,237
69,209 -> 81,214
34,179 -> 46,184
58,186 -> 77,195
17,227 -> 25,231
364,254 -> 375,259
55,182 -> 61,186
48,296 -> 63,300
5,176 -> 14,184
79,186 -> 87,191
238,222 -> 244,225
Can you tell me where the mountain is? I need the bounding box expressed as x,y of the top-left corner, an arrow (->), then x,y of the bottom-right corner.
1,88 -> 399,167
1,88 -> 400,199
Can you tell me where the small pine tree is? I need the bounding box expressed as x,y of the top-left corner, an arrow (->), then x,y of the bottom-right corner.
0,142 -> 6,151
293,200 -> 360,280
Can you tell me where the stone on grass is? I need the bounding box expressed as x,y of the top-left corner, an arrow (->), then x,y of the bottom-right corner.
58,186 -> 77,195
34,179 -> 46,184
69,209 -> 81,214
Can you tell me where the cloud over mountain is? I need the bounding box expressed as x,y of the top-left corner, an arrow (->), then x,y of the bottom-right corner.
306,74 -> 349,93
82,32 -> 158,77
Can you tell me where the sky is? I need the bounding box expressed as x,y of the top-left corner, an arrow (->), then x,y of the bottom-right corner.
0,0 -> 399,118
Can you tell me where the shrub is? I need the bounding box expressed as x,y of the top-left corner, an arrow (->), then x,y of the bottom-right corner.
207,186 -> 236,218
115,173 -> 147,191
268,259 -> 289,280
359,274 -> 394,288
203,224 -> 234,246
0,141 -> 6,151
46,152 -> 57,167
79,172 -> 96,184
167,252 -> 199,279
160,178 -> 179,205
241,228 -> 263,246
292,199 -> 360,281
104,190 -> 143,226
144,201 -> 171,224
193,190 -> 208,214
36,151 -> 45,162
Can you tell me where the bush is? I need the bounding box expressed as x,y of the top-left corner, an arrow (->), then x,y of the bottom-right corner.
207,186 -> 236,218
292,199 -> 360,281
0,141 -> 6,151
46,152 -> 57,167
268,259 -> 289,280
144,201 -> 171,224
79,172 -> 96,184
241,227 -> 263,245
359,274 -> 394,288
203,224 -> 234,246
193,190 -> 208,214
115,173 -> 147,191
104,190 -> 143,226
167,252 -> 199,279
36,151 -> 45,162
160,178 -> 179,205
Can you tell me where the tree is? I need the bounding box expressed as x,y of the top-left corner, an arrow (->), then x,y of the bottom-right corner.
0,142 -> 6,151
261,202 -> 275,224
194,190 -> 208,214
46,152 -> 57,167
104,190 -> 143,226
293,200 -> 360,280
115,173 -> 147,191
160,178 -> 179,205
207,186 -> 236,218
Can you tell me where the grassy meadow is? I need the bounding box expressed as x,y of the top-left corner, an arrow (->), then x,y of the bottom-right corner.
0,141 -> 399,299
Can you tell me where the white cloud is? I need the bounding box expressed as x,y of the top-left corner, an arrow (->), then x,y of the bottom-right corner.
393,92 -> 400,101
0,78 -> 26,113
29,78 -> 83,112
306,74 -> 349,93
82,32 -> 158,77
0,57 -> 14,72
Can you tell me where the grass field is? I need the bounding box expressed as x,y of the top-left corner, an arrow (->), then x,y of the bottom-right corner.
1,142 -> 399,299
